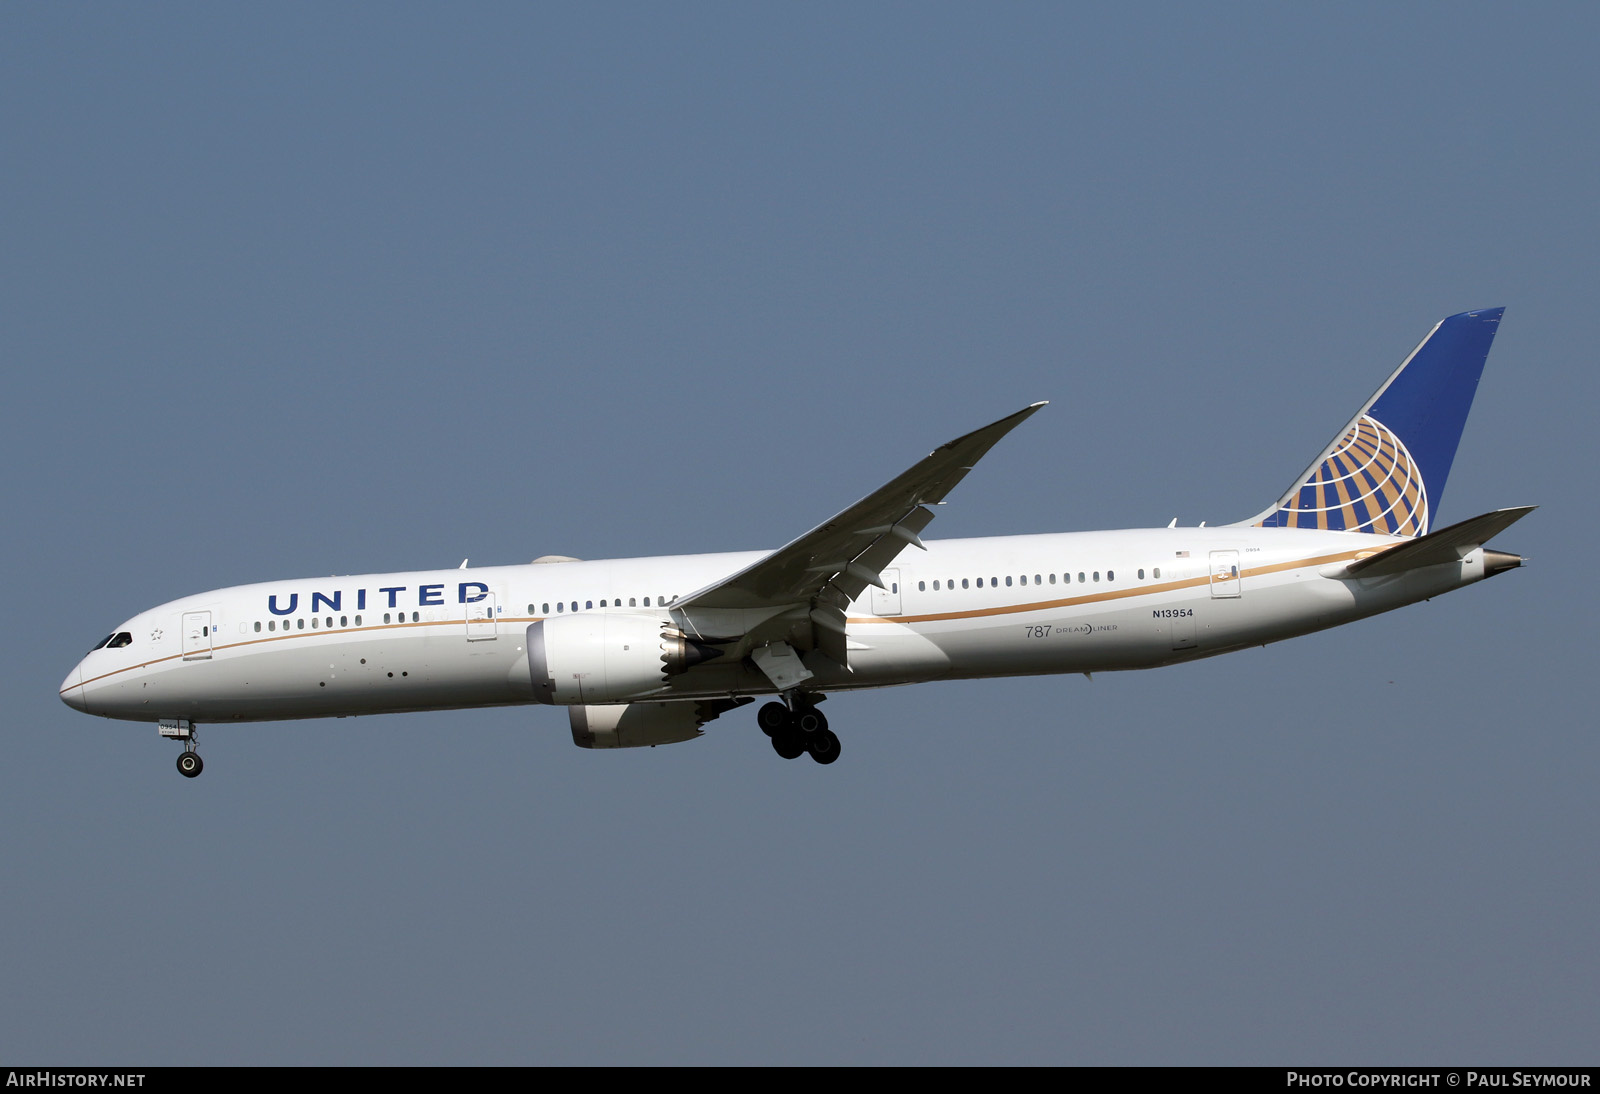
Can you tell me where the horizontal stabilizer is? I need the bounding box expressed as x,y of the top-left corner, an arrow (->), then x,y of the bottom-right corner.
1344,506 -> 1536,578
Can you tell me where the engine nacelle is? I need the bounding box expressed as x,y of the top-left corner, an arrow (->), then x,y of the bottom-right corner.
569,702 -> 706,749
527,613 -> 723,705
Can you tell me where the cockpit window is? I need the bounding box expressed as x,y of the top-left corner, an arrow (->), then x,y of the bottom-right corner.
90,633 -> 116,652
106,632 -> 133,648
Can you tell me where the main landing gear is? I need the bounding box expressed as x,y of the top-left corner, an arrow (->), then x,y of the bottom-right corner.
159,719 -> 204,778
757,697 -> 841,765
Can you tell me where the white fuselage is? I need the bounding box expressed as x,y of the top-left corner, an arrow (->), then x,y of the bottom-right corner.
60,525 -> 1492,726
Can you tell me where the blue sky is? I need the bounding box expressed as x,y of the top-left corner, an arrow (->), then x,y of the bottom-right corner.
3,3 -> 1595,1064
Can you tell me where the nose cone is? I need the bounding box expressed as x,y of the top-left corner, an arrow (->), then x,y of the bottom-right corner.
60,663 -> 88,713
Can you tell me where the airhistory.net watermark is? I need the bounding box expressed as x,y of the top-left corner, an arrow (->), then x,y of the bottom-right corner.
6,1074 -> 145,1088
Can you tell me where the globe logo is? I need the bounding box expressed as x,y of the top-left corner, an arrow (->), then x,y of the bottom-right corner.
1265,415 -> 1428,536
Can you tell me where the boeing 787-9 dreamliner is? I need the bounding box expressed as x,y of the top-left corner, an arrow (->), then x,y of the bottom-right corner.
61,309 -> 1531,775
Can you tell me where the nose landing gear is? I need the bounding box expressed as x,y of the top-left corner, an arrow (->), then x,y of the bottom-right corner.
159,719 -> 204,778
757,697 -> 841,765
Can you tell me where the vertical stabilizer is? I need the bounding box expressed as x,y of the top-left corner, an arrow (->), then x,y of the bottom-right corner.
1241,308 -> 1504,536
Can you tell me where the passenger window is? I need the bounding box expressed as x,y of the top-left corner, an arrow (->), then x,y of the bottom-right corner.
341,616 -> 348,627
1049,574 -> 1056,584
542,603 -> 550,614
1107,571 -> 1114,582
1138,569 -> 1145,579
629,598 -> 637,607
1154,567 -> 1162,579
412,612 -> 419,622
1078,572 -> 1086,584
297,619 -> 305,630
961,579 -> 969,589
643,597 -> 651,607
254,621 -> 262,633
1035,574 -> 1042,585
384,613 -> 391,624
1005,576 -> 1013,586
312,618 -> 319,629
586,600 -> 593,610
918,581 -> 926,592
354,615 -> 362,626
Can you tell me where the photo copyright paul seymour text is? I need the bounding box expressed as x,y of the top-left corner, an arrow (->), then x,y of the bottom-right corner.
1287,1075 -> 1591,1089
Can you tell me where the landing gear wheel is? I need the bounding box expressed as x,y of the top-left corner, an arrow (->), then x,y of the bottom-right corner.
176,751 -> 204,778
771,731 -> 805,760
757,702 -> 789,737
795,708 -> 828,735
806,728 -> 841,765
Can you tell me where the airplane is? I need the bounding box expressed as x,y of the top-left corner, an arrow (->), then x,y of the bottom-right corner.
61,308 -> 1532,776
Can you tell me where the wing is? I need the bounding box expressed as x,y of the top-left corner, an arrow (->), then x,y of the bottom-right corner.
673,402 -> 1046,666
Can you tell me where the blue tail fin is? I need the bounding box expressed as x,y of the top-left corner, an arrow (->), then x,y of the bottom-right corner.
1242,308 -> 1504,536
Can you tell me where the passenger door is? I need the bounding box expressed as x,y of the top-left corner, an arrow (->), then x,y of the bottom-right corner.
870,568 -> 902,616
1209,551 -> 1241,598
466,593 -> 498,641
182,611 -> 213,661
